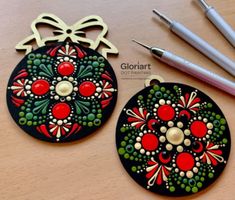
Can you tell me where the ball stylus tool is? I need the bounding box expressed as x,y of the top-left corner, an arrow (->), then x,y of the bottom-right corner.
132,39 -> 235,96
197,0 -> 235,48
152,9 -> 235,77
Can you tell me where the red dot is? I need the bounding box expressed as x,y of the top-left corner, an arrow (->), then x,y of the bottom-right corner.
176,152 -> 195,171
79,81 -> 96,97
157,105 -> 175,121
141,134 -> 159,151
190,121 -> 207,138
31,79 -> 50,95
58,62 -> 75,76
52,103 -> 71,119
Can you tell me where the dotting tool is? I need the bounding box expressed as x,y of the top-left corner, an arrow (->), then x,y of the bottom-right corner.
197,0 -> 235,48
153,9 -> 235,77
132,39 -> 235,96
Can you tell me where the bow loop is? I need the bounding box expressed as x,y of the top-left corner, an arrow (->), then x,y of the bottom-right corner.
16,13 -> 118,58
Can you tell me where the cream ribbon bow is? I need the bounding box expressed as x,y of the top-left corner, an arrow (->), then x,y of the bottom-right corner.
15,13 -> 118,58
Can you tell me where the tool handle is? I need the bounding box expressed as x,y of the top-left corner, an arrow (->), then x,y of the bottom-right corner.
205,7 -> 235,47
170,21 -> 235,77
157,50 -> 235,96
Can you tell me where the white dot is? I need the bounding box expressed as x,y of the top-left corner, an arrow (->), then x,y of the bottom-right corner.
25,85 -> 31,90
180,171 -> 185,177
184,139 -> 191,146
196,162 -> 200,167
184,129 -> 191,136
175,168 -> 179,173
146,151 -> 150,156
160,126 -> 167,133
64,57 -> 69,61
159,99 -> 165,105
68,77 -> 74,82
57,120 -> 63,125
193,167 -> 198,173
159,136 -> 166,143
96,87 -> 102,92
134,143 -> 141,150
207,123 -> 213,129
166,100 -> 171,105
168,121 -> 174,127
177,122 -> 183,128
177,145 -> 183,152
186,171 -> 194,178
203,118 -> 208,123
140,149 -> 145,154
55,95 -> 59,100
136,137 -> 141,142
166,127 -> 184,145
166,143 -> 173,151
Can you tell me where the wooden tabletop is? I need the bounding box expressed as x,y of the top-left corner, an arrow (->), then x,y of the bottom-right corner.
0,0 -> 234,199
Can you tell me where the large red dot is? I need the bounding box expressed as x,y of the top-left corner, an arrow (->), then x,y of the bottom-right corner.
79,81 -> 96,97
190,121 -> 207,138
157,105 -> 175,121
52,103 -> 71,119
58,62 -> 75,76
176,152 -> 195,171
141,134 -> 159,151
31,79 -> 50,95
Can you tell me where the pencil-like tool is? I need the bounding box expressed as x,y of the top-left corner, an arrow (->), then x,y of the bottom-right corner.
132,39 -> 235,96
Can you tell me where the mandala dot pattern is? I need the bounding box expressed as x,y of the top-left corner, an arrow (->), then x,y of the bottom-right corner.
116,83 -> 230,196
7,42 -> 117,142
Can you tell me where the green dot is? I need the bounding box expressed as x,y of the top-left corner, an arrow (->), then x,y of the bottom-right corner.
33,122 -> 37,125
207,103 -> 213,108
185,186 -> 191,192
36,53 -> 41,58
213,120 -> 220,127
155,91 -> 162,98
33,116 -> 38,120
19,118 -> 27,125
88,122 -> 93,127
220,126 -> 226,131
160,87 -> 166,92
28,53 -> 35,60
130,156 -> 134,160
220,118 -> 226,125
33,59 -> 41,65
169,186 -> 175,192
100,63 -> 105,67
83,122 -> 87,126
195,176 -> 200,181
222,138 -> 228,144
131,166 -> 137,172
183,178 -> 188,184
120,127 -> 126,133
118,148 -> 125,155
125,144 -> 134,153
27,121 -> 32,126
208,173 -> 214,178
200,177 -> 205,182
197,182 -> 203,188
124,153 -> 129,159
150,89 -> 154,94
181,184 -> 185,189
27,60 -> 33,65
138,95 -> 143,100
94,119 -> 101,126
192,187 -> 198,193
121,141 -> 126,147
21,106 -> 26,110
153,85 -> 160,91
92,61 -> 99,67
189,179 -> 196,187
25,112 -> 33,120
88,113 -> 95,121
124,136 -> 128,141
19,112 -> 25,117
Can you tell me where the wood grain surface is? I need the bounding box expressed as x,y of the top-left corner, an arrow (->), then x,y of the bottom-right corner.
0,0 -> 234,199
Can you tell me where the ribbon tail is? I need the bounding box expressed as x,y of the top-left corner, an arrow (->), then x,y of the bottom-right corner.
15,34 -> 35,54
99,37 -> 119,58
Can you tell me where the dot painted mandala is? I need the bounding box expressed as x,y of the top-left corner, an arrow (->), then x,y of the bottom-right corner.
7,42 -> 117,142
116,83 -> 230,196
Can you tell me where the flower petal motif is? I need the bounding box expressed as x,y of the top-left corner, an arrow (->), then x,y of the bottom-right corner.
178,92 -> 201,113
200,142 -> 224,166
126,107 -> 149,130
146,157 -> 171,187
